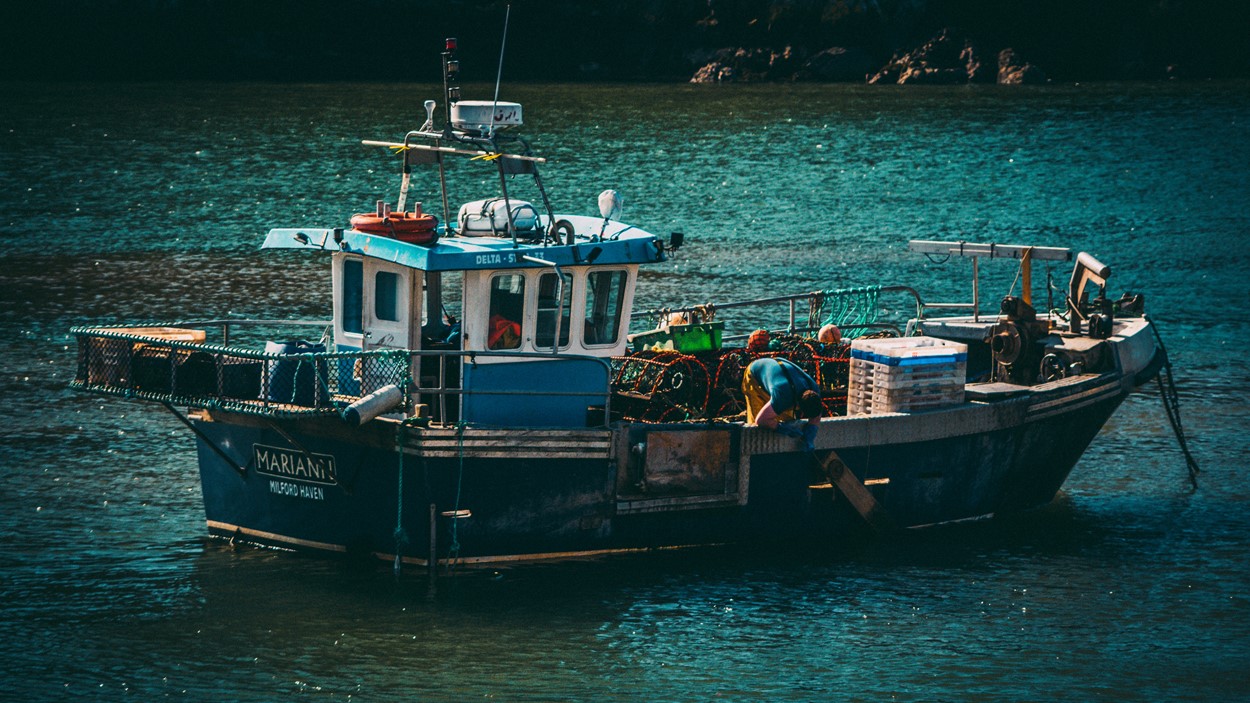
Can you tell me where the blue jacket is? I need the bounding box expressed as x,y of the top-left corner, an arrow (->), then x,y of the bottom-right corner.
746,358 -> 819,414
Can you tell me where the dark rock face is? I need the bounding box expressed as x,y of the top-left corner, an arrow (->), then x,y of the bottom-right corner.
690,62 -> 737,84
898,66 -> 966,84
866,28 -> 988,85
693,31 -> 1052,86
681,1 -> 1248,84
997,48 -> 1048,84
795,47 -> 876,82
690,46 -> 800,83
963,43 -> 994,83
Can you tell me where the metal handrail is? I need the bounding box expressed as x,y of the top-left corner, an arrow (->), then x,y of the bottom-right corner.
173,318 -> 332,346
633,285 -> 925,332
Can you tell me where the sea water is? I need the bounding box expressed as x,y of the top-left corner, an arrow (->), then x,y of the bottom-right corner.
1,81 -> 1248,700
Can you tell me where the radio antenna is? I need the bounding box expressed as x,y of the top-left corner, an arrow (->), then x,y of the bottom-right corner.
488,4 -> 511,139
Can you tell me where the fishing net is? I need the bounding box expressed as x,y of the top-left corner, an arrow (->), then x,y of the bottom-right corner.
808,286 -> 882,334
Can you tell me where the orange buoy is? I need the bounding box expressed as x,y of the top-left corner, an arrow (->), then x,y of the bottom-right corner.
350,208 -> 439,245
747,329 -> 771,353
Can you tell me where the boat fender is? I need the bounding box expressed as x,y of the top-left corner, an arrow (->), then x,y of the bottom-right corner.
342,384 -> 403,426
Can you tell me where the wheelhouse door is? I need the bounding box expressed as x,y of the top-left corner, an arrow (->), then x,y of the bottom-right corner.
362,260 -> 418,352
359,259 -> 419,398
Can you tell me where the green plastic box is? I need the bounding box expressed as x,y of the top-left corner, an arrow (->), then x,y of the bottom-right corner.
629,322 -> 724,353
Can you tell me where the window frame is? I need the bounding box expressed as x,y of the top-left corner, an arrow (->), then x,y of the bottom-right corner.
486,272 -> 526,351
534,270 -> 574,351
340,257 -> 365,337
373,269 -> 401,323
581,268 -> 628,348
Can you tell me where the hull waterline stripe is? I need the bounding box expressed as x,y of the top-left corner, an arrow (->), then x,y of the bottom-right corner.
1027,382 -> 1122,422
207,520 -> 723,567
907,512 -> 995,529
207,521 -> 349,555
419,542 -> 724,567
1028,379 -> 1120,412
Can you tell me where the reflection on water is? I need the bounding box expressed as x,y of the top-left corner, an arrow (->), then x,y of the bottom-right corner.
1,80 -> 1249,700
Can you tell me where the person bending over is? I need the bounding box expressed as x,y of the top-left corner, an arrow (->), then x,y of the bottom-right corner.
742,357 -> 824,436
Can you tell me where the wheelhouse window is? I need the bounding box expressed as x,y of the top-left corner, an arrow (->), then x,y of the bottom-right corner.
536,271 -> 572,350
440,271 -> 463,323
583,270 -> 627,346
341,258 -> 363,335
487,273 -> 524,350
374,270 -> 400,322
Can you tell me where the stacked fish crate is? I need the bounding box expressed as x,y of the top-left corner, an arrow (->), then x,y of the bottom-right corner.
848,336 -> 967,414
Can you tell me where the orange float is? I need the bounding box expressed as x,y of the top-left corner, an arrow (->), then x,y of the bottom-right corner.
350,206 -> 439,245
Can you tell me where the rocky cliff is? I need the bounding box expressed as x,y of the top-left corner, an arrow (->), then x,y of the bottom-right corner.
2,0 -> 1245,82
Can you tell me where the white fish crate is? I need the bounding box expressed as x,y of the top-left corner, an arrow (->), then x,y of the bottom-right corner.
848,336 -> 968,414
847,384 -> 966,414
849,361 -> 967,389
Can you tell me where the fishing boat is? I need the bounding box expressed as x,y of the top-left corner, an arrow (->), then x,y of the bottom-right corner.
71,40 -> 1192,570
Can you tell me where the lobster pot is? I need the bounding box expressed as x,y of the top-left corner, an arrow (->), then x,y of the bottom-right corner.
611,350 -> 710,422
82,327 -> 206,388
848,336 -> 967,415
264,341 -> 330,407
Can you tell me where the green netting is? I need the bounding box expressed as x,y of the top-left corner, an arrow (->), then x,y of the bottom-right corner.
808,286 -> 881,336
70,325 -> 412,418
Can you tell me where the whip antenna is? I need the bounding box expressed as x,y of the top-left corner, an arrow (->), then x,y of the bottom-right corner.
488,4 -> 511,138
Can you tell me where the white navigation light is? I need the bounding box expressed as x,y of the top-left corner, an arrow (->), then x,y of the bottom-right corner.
598,189 -> 622,221
450,100 -> 523,135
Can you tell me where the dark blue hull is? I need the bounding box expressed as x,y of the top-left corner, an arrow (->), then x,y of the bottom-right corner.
192,370 -> 1132,566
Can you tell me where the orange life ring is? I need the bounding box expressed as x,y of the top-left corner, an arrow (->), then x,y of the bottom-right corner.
350,211 -> 439,245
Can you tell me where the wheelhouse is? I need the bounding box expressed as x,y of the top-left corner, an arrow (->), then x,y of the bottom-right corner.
261,209 -> 665,428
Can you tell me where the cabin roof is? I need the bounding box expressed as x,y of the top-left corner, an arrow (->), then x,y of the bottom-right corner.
263,214 -> 665,271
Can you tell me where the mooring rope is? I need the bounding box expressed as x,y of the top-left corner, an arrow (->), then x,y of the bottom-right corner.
393,370 -> 417,576
1148,318 -> 1200,489
448,422 -> 468,569
393,420 -> 409,576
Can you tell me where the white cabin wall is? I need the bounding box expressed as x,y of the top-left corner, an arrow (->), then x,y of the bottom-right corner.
408,269 -> 423,350
461,269 -> 490,353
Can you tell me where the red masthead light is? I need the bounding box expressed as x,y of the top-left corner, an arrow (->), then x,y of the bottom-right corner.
445,38 -> 457,51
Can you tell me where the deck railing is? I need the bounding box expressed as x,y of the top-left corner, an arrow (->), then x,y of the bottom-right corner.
70,323 -> 614,425
633,285 -> 924,341
73,284 -> 923,428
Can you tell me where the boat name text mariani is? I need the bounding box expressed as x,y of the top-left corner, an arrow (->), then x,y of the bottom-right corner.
253,444 -> 338,486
